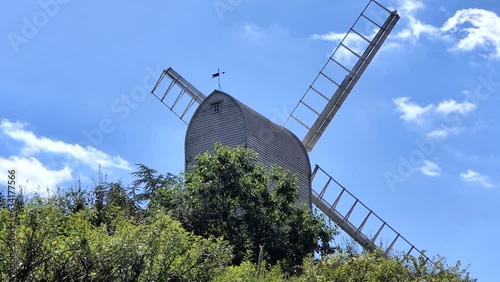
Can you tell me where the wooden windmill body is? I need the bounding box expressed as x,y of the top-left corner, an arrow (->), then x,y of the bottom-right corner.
151,0 -> 435,265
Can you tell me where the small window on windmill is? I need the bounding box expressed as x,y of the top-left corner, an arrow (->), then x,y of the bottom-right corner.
212,102 -> 221,113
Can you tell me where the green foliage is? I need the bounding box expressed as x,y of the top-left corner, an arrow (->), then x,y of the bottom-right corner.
214,260 -> 284,282
289,251 -> 475,282
131,164 -> 180,204
0,197 -> 232,281
145,143 -> 338,274
211,250 -> 475,282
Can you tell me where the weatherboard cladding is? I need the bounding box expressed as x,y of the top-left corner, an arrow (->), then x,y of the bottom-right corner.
185,91 -> 247,168
185,91 -> 312,208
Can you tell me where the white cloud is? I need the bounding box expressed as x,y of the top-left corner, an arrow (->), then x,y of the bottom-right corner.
311,30 -> 374,66
393,98 -> 477,120
392,97 -> 477,123
238,24 -> 291,47
393,97 -> 476,140
311,11 -> 408,66
0,156 -> 72,195
0,119 -> 131,171
460,169 -> 495,188
398,0 -> 425,16
391,0 -> 440,41
427,126 -> 465,139
393,97 -> 434,123
441,9 -> 500,59
313,0 -> 437,45
419,160 -> 441,177
311,32 -> 345,42
393,2 -> 500,59
241,24 -> 265,42
436,99 -> 476,115
311,0 -> 469,65
313,1 -> 500,60
394,17 -> 441,42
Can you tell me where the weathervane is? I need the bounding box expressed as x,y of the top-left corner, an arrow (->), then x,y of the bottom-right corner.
211,68 -> 225,91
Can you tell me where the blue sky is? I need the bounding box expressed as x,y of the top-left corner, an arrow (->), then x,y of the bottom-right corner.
1,0 -> 499,280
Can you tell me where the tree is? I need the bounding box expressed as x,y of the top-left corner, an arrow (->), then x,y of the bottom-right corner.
140,143 -> 338,274
0,194 -> 233,281
293,250 -> 476,282
131,164 -> 180,204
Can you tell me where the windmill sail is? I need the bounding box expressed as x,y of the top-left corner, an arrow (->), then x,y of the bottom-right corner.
311,165 -> 434,264
286,0 -> 400,152
284,0 -> 434,263
151,67 -> 206,124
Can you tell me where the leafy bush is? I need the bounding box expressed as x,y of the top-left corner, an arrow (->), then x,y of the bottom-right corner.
0,198 -> 232,281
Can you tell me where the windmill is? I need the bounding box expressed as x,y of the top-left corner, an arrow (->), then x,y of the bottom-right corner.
151,0 -> 434,264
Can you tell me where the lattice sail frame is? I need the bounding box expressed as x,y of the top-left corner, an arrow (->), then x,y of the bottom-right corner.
151,67 -> 206,124
312,165 -> 434,265
285,0 -> 400,152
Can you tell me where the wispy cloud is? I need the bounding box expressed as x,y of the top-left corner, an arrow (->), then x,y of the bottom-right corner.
0,119 -> 131,170
311,33 -> 344,42
460,169 -> 495,188
427,126 -> 465,140
394,17 -> 440,42
436,99 -> 476,115
393,97 -> 434,124
0,119 -> 132,194
241,24 -> 266,42
393,98 -> 476,123
394,1 -> 500,59
398,0 -> 425,15
392,0 -> 440,42
419,160 -> 441,177
0,157 -> 72,195
311,29 -> 395,66
443,146 -> 500,167
441,9 -> 500,59
313,0 -> 500,60
393,97 -> 476,140
238,23 -> 292,48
